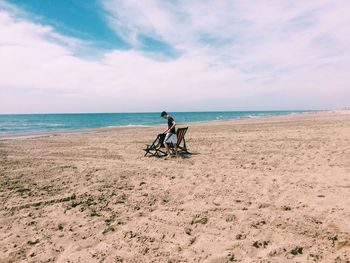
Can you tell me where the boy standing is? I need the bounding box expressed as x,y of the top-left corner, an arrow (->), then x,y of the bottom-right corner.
160,111 -> 179,158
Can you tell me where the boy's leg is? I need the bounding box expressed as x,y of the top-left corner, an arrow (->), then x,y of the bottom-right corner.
164,142 -> 171,156
164,133 -> 172,156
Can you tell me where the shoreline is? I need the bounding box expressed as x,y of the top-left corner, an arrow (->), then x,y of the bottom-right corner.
0,110 -> 327,141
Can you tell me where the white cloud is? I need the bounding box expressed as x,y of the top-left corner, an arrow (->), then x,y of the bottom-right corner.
103,0 -> 350,103
0,1 -> 350,113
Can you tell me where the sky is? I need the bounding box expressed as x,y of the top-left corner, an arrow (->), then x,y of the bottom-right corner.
0,0 -> 349,114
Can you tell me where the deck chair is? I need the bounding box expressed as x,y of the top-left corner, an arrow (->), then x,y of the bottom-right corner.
144,127 -> 190,157
169,127 -> 189,155
144,133 -> 167,157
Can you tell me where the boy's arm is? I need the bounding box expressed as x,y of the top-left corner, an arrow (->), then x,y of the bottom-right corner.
163,125 -> 170,133
169,121 -> 176,131
163,121 -> 176,134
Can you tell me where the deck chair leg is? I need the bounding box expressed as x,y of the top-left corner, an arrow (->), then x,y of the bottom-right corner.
183,138 -> 188,153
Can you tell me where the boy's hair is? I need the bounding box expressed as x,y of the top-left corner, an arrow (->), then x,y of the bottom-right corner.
160,111 -> 167,117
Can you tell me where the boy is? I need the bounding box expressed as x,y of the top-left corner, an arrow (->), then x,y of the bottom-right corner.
160,111 -> 179,158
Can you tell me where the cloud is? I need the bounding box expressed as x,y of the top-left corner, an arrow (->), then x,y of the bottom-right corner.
99,0 -> 350,104
0,6 -> 250,113
103,0 -> 350,72
0,1 -> 350,113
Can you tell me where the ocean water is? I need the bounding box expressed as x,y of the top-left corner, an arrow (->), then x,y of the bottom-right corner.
0,111 -> 313,134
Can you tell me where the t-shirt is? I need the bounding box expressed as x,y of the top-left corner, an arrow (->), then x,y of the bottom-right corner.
167,116 -> 176,134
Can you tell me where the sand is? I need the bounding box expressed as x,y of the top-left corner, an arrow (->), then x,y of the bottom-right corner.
0,111 -> 350,263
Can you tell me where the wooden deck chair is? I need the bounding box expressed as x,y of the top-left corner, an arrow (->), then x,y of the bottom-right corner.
169,127 -> 189,154
144,133 -> 167,157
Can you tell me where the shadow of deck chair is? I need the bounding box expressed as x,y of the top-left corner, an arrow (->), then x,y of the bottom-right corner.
144,133 -> 167,157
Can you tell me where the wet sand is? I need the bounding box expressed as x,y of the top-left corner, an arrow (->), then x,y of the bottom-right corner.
0,111 -> 349,262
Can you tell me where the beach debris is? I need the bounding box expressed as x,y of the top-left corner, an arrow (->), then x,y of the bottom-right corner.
102,226 -> 115,234
252,240 -> 269,248
290,246 -> 303,255
235,234 -> 246,240
114,256 -> 124,262
191,214 -> 208,225
268,247 -> 287,257
228,252 -> 237,262
258,203 -> 270,209
86,196 -> 95,206
251,220 -> 266,228
16,188 -> 31,193
90,209 -> 98,217
116,194 -> 127,204
27,239 -> 40,245
161,196 -> 170,204
105,216 -> 115,225
317,195 -> 325,198
142,247 -> 149,255
27,220 -> 36,226
225,214 -> 236,222
124,231 -> 137,239
184,227 -> 192,235
328,235 -> 338,246
58,223 -> 64,231
309,253 -> 322,261
71,200 -> 80,208
212,200 -> 221,206
189,237 -> 197,245
310,217 -> 322,224
282,205 -> 292,211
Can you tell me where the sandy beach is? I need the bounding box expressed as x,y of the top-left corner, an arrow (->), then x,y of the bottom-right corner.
0,111 -> 350,263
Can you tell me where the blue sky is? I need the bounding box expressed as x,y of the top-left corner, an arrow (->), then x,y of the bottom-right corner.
8,0 -> 129,49
7,0 -> 179,58
0,0 -> 349,113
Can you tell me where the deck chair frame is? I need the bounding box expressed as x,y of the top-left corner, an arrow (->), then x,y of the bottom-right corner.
168,127 -> 189,155
144,133 -> 167,157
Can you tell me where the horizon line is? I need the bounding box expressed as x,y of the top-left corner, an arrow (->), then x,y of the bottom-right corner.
0,109 -> 334,116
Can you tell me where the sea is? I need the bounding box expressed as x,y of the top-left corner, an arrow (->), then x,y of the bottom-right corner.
0,111 -> 314,135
